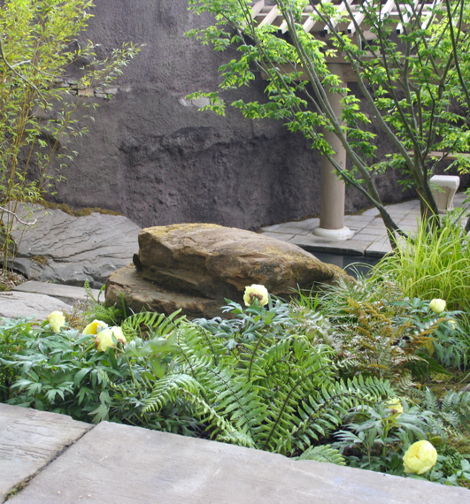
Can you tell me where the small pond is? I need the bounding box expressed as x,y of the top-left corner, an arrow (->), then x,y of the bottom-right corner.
307,250 -> 383,278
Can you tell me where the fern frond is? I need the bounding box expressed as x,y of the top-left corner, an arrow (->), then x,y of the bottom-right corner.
121,310 -> 185,341
143,373 -> 202,413
422,388 -> 470,435
293,444 -> 346,465
258,343 -> 337,453
195,364 -> 268,438
276,375 -> 394,455
181,390 -> 256,448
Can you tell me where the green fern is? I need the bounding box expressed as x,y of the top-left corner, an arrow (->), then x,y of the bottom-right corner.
293,444 -> 346,465
143,321 -> 394,457
83,279 -> 127,326
325,297 -> 442,387
121,309 -> 186,341
423,388 -> 470,435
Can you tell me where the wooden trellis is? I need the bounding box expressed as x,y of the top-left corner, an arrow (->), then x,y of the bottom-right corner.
252,0 -> 441,37
250,1 -> 441,82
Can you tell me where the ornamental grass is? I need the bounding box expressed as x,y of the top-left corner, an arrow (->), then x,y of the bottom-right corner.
370,217 -> 470,312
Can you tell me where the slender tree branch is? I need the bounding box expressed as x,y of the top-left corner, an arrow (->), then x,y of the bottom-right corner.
0,37 -> 47,103
0,206 -> 37,226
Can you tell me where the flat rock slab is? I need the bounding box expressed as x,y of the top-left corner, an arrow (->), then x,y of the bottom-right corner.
0,292 -> 72,320
9,420 -> 470,504
105,264 -> 222,319
13,281 -> 101,305
10,204 -> 141,288
0,404 -> 91,503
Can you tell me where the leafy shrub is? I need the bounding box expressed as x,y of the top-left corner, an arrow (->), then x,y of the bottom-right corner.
0,1 -> 140,271
0,315 -> 198,434
2,281 -> 470,483
303,278 -> 469,384
333,401 -> 442,472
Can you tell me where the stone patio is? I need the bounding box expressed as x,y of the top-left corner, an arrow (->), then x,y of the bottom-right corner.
1,403 -> 468,504
261,193 -> 468,257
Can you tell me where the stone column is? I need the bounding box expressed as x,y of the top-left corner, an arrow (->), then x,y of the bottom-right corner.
313,63 -> 352,240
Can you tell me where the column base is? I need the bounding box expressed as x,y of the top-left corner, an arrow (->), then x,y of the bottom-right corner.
312,226 -> 354,241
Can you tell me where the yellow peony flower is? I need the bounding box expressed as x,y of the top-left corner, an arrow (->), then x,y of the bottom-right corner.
83,320 -> 108,335
448,319 -> 457,330
243,284 -> 269,307
429,299 -> 446,314
47,311 -> 66,333
403,440 -> 438,475
386,398 -> 404,417
95,326 -> 127,352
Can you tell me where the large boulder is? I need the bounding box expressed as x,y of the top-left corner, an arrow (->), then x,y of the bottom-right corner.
105,223 -> 346,319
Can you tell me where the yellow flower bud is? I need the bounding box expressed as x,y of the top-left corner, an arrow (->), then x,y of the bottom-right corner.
403,440 -> 437,475
429,299 -> 446,314
386,398 -> 404,417
243,284 -> 269,307
47,311 -> 66,333
83,320 -> 108,335
95,327 -> 127,352
448,319 -> 457,330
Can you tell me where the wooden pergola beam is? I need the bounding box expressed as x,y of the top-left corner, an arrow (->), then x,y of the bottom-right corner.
253,0 -> 440,37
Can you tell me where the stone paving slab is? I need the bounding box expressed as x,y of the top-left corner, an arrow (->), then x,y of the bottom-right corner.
367,242 -> 393,255
290,234 -> 340,247
0,292 -> 72,320
262,193 -> 469,259
268,225 -> 313,235
0,404 -> 91,503
261,231 -> 303,242
7,418 -> 470,504
13,281 -> 101,305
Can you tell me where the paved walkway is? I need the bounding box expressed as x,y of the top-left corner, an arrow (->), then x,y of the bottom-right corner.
1,403 -> 468,504
261,192 -> 468,257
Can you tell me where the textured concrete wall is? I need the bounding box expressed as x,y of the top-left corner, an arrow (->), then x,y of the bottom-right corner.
47,0 -> 462,230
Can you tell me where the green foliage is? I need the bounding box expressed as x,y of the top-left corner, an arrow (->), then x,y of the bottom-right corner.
415,453 -> 470,487
297,278 -> 467,386
332,391 -> 470,485
391,298 -> 468,372
144,302 -> 394,456
121,309 -> 186,342
0,315 -> 200,434
0,0 -> 140,271
331,297 -> 438,387
194,297 -> 330,349
371,217 -> 470,312
436,445 -> 470,486
83,279 -> 127,326
334,401 -> 442,472
187,0 -> 470,243
421,388 -> 470,436
293,444 -> 346,465
2,284 -> 469,485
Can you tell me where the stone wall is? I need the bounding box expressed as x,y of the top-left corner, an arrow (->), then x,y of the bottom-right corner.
45,0 -> 466,230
